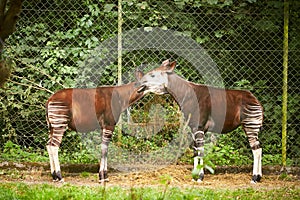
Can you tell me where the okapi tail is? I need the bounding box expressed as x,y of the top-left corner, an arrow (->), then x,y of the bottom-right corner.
46,102 -> 52,130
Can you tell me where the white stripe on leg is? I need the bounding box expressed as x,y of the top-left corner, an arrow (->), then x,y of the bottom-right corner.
193,156 -> 199,170
200,157 -> 204,174
257,148 -> 262,176
253,149 -> 257,174
100,143 -> 108,172
46,145 -> 55,174
52,146 -> 61,173
251,148 -> 262,183
252,148 -> 261,175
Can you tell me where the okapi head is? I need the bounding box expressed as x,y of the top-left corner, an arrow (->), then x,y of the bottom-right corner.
138,59 -> 177,94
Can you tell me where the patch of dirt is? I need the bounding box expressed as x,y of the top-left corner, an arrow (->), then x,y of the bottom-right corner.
0,163 -> 299,190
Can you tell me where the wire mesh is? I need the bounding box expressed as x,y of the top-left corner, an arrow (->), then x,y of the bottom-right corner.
0,0 -> 299,170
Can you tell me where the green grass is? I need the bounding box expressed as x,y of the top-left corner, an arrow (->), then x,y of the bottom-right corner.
0,182 -> 299,200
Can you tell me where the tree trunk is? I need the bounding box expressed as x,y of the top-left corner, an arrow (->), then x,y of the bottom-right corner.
0,0 -> 22,87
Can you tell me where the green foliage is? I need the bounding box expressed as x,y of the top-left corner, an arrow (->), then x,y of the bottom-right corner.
207,142 -> 251,166
59,149 -> 98,164
191,163 -> 215,180
0,141 -> 48,162
0,140 -> 98,164
80,171 -> 91,178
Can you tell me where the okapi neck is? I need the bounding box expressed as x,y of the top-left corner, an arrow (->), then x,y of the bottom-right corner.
115,82 -> 144,111
167,74 -> 199,110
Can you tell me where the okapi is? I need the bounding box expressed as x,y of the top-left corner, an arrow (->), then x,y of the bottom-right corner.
46,70 -> 146,183
138,60 -> 263,183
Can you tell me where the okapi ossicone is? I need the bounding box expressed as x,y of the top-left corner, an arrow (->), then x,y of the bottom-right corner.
46,70 -> 146,183
138,60 -> 263,183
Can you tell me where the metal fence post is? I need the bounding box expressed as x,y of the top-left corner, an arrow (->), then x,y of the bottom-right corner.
117,0 -> 123,137
282,0 -> 289,171
118,0 -> 122,86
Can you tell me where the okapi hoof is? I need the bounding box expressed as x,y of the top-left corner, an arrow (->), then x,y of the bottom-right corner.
52,171 -> 63,182
251,174 -> 262,184
99,170 -> 109,183
99,178 -> 109,184
53,178 -> 65,183
192,173 -> 204,183
192,179 -> 204,183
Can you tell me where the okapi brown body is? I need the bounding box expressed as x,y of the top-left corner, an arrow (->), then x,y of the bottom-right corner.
46,71 -> 146,183
139,60 -> 263,183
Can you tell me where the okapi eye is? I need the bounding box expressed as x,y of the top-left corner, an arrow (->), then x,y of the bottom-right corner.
150,74 -> 155,78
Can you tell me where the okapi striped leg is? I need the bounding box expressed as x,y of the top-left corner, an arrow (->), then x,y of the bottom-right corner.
192,130 -> 205,182
46,129 -> 64,182
99,128 -> 113,183
242,105 -> 263,184
46,101 -> 69,182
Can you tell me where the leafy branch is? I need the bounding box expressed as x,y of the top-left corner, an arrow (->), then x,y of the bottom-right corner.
16,58 -> 66,89
8,78 -> 53,94
10,74 -> 53,94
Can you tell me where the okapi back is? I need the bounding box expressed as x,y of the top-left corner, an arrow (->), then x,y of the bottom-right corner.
46,83 -> 143,133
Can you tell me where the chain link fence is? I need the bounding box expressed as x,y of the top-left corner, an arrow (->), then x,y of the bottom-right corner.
0,0 -> 299,170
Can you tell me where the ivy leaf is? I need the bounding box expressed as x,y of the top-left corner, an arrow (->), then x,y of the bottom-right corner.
196,36 -> 210,44
215,30 -> 225,38
137,2 -> 148,10
246,0 -> 257,3
224,0 -> 233,6
104,4 -> 115,12
207,0 -> 218,5
161,25 -> 168,30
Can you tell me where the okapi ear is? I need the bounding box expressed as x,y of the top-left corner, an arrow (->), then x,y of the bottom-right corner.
167,61 -> 176,72
162,59 -> 170,67
135,69 -> 144,81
